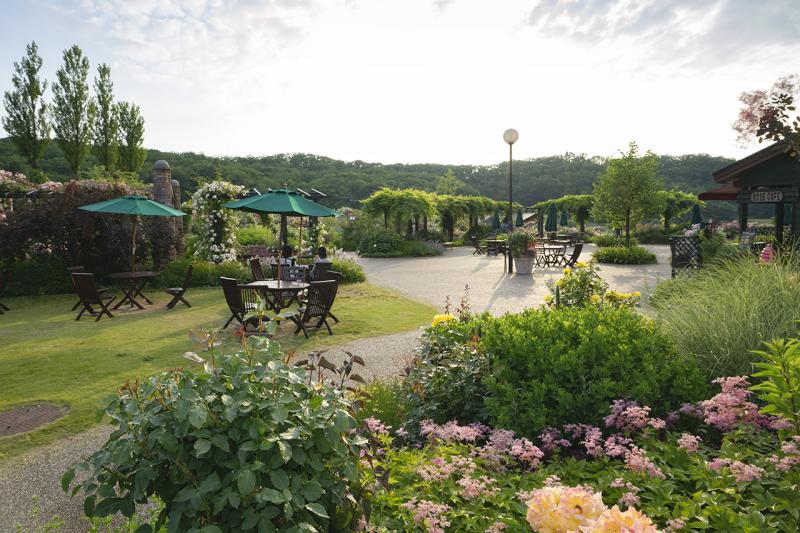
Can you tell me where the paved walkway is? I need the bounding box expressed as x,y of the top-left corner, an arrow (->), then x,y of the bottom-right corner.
358,244 -> 672,315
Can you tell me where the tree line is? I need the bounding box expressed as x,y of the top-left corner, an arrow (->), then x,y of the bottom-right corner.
1,41 -> 146,178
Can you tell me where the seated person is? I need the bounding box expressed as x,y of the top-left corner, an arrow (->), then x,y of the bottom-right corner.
279,244 -> 295,265
314,246 -> 332,265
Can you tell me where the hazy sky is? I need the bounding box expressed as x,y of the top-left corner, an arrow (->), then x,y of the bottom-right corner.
1,0 -> 798,164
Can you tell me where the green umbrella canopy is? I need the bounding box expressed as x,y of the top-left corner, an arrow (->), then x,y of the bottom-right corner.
515,208 -> 524,227
545,204 -> 558,232
492,207 -> 501,230
560,208 -> 569,227
691,204 -> 702,225
79,195 -> 185,217
79,196 -> 185,272
224,189 -> 339,217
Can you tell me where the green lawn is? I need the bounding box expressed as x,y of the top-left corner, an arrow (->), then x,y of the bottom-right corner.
0,283 -> 435,462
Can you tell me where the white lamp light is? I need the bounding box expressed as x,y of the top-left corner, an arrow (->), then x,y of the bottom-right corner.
503,128 -> 519,145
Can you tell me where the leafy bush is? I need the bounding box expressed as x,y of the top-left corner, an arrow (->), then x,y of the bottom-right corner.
591,234 -> 624,247
698,230 -> 740,263
358,228 -> 403,257
64,348 -> 364,532
636,225 -> 671,244
330,257 -> 366,284
752,338 -> 800,435
593,245 -> 657,264
398,239 -> 444,257
336,215 -> 379,252
1,258 -> 73,295
481,306 -> 707,435
150,258 -> 251,288
357,379 -> 408,431
403,317 -> 493,433
652,255 -> 800,378
415,229 -> 447,243
236,225 -> 274,247
546,260 -> 607,307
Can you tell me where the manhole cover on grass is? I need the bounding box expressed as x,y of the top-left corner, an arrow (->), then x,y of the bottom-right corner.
0,403 -> 69,437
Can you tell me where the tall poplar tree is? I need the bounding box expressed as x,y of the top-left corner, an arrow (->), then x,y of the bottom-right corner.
2,41 -> 51,169
116,101 -> 146,173
52,45 -> 95,177
92,63 -> 119,171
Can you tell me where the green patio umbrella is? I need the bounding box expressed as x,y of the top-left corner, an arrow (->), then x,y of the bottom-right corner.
559,208 -> 569,227
492,207 -> 501,231
79,195 -> 185,272
515,208 -> 524,227
545,204 -> 558,232
691,204 -> 702,225
224,188 -> 339,248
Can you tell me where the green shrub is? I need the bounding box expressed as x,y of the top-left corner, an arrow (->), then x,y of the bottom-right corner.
591,234 -> 624,247
636,225 -> 672,244
2,259 -> 73,295
358,229 -> 403,257
481,306 -> 707,436
150,258 -> 250,288
357,379 -> 408,430
236,225 -> 274,247
593,245 -> 657,264
652,254 -> 800,378
403,317 -> 493,432
336,216 -> 379,251
398,239 -> 444,257
64,350 -> 364,531
330,258 -> 366,284
698,230 -> 740,263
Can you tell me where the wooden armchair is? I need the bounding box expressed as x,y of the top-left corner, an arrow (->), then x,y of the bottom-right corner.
294,280 -> 337,338
72,272 -> 116,321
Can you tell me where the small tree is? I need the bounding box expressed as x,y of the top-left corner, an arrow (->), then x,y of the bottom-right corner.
91,63 -> 119,172
436,169 -> 476,196
361,188 -> 398,229
52,45 -> 95,177
593,142 -> 663,246
2,41 -> 51,170
733,74 -> 800,158
658,189 -> 700,233
116,101 -> 146,173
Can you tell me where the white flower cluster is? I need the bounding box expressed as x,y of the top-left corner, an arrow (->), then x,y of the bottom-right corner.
190,179 -> 245,263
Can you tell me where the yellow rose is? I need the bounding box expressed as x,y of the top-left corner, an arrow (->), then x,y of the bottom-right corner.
563,268 -> 571,275
575,261 -> 588,269
591,294 -> 601,303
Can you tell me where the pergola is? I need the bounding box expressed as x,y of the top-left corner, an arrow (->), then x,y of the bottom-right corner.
699,141 -> 800,242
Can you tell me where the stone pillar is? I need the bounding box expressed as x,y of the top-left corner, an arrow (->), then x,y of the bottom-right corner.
151,160 -> 177,264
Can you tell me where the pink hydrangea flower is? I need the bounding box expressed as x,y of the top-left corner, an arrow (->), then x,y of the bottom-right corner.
401,499 -> 451,533
582,426 -> 605,458
456,475 -> 497,499
364,417 -> 389,436
485,522 -> 507,533
604,435 -> 634,458
419,419 -> 485,442
624,446 -> 665,479
701,376 -> 759,431
677,433 -> 702,454
666,518 -> 687,531
539,426 -> 571,452
604,400 -> 651,432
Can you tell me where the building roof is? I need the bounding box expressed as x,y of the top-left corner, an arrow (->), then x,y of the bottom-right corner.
698,183 -> 739,201
712,141 -> 787,183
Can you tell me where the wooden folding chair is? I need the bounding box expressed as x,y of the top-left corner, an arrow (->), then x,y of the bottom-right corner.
165,265 -> 193,309
220,277 -> 256,328
294,280 -> 337,338
72,272 -> 116,321
558,242 -> 584,268
249,258 -> 267,281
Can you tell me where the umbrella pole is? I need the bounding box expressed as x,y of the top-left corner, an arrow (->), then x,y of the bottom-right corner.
131,216 -> 137,273
280,214 -> 288,249
298,217 -> 303,255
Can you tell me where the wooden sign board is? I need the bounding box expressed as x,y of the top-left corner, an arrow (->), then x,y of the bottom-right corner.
750,190 -> 783,203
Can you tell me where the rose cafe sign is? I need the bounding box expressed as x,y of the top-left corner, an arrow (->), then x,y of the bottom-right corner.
750,190 -> 783,203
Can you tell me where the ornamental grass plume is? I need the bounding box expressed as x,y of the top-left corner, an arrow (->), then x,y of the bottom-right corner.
525,485 -> 606,533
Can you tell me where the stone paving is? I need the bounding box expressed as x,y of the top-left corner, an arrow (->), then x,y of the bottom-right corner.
357,243 -> 672,315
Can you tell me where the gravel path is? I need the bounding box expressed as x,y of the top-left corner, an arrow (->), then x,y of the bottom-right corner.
0,329 -> 421,532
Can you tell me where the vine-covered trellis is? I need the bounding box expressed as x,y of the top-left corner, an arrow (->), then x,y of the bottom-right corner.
190,179 -> 245,263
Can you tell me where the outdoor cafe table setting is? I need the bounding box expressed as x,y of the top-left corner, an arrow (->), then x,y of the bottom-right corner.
105,271 -> 159,310
245,279 -> 309,312
537,244 -> 567,266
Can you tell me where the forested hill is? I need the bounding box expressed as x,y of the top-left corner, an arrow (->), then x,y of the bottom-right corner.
0,137 -> 733,210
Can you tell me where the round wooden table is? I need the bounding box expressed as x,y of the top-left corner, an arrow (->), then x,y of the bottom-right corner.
105,271 -> 158,310
246,280 -> 309,311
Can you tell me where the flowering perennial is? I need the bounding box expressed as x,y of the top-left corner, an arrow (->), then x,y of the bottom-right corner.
190,179 -> 245,263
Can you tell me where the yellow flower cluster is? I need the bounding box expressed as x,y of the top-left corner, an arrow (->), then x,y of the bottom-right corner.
581,505 -> 660,532
526,485 -> 660,533
574,261 -> 588,269
525,485 -> 606,533
431,313 -> 457,327
590,294 -> 602,304
605,290 -> 641,301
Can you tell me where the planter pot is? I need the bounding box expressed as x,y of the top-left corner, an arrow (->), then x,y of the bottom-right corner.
514,256 -> 535,275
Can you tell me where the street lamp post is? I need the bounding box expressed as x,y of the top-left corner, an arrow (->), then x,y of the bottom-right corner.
503,128 -> 518,273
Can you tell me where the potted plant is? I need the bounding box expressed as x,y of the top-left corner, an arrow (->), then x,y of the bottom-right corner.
509,230 -> 536,274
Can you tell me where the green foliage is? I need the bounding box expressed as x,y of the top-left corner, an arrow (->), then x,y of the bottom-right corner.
508,229 -> 534,258
534,194 -> 593,233
403,317 -> 492,431
190,179 -> 246,263
752,338 -> 800,435
236,224 -> 273,247
91,63 -> 119,172
329,258 -> 366,284
398,239 -> 444,257
436,169 -> 477,196
652,254 -> 800,378
658,189 -> 700,232
63,349 -> 364,532
115,102 -> 146,173
357,379 -> 407,431
698,229 -> 740,263
1,258 -> 72,295
593,245 -> 657,264
547,260 -> 608,307
2,41 -> 51,169
358,228 -> 403,257
52,45 -> 95,177
334,213 -> 379,251
590,234 -> 623,247
636,224 -> 672,244
593,142 -> 664,245
481,306 -> 707,435
150,258 -> 250,288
